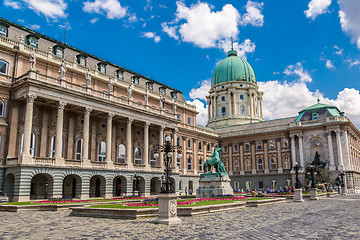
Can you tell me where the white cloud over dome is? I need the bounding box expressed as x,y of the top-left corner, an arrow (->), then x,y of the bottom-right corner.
304,0 -> 332,20
283,62 -> 312,82
240,0 -> 264,27
338,0 -> 360,48
83,0 -> 127,19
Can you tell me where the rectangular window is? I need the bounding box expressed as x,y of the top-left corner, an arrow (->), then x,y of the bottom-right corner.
147,82 -> 153,90
244,143 -> 250,152
259,181 -> 264,189
240,95 -> 244,100
171,91 -> 177,99
0,60 -> 9,75
0,25 -> 7,36
187,117 -> 191,125
98,63 -> 106,73
159,87 -> 166,95
29,37 -> 38,48
117,70 -> 124,80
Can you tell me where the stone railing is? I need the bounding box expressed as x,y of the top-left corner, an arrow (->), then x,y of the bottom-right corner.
91,161 -> 106,168
293,116 -> 349,127
65,159 -> 82,167
33,157 -> 55,165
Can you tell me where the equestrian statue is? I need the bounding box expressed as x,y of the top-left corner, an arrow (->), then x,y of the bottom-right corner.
203,147 -> 227,174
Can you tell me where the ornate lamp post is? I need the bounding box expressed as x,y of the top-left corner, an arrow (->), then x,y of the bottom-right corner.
131,173 -> 140,196
307,165 -> 319,200
154,134 -> 182,225
293,162 -> 304,202
339,171 -> 346,195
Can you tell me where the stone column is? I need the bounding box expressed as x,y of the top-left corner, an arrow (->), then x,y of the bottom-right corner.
90,119 -> 96,161
213,96 -> 217,118
66,114 -> 74,159
173,128 -> 179,171
290,135 -> 296,169
228,92 -> 232,116
342,129 -> 351,171
126,118 -> 134,169
144,121 -> 150,169
8,101 -> 19,157
239,143 -> 244,175
82,108 -> 92,167
54,101 -> 66,166
298,134 -> 305,170
193,139 -> 198,174
233,92 -> 237,115
276,138 -> 283,173
263,140 -> 269,174
182,137 -> 187,174
335,130 -> 344,170
207,98 -> 211,120
260,98 -> 263,118
159,125 -> 165,168
105,113 -> 114,169
251,141 -> 256,174
39,109 -> 48,157
228,144 -> 233,175
327,130 -> 335,170
249,93 -> 254,118
20,94 -> 37,164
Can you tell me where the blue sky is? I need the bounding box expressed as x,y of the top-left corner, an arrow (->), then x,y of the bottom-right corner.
2,0 -> 360,126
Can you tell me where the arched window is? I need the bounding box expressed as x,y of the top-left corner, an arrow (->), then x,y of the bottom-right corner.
75,138 -> 83,160
246,181 -> 251,191
20,132 -> 36,157
256,141 -> 263,151
199,158 -> 203,172
223,145 -> 228,153
283,156 -> 290,169
240,105 -> 245,115
150,148 -> 157,166
98,141 -> 106,162
270,157 -> 277,170
117,144 -> 126,163
244,143 -> 250,152
245,159 -> 251,171
0,99 -> 5,117
198,141 -> 202,151
221,96 -> 225,101
257,158 -> 263,171
282,138 -> 289,148
177,156 -> 181,170
233,144 -> 239,152
0,60 -> 9,75
49,135 -> 64,158
134,146 -> 142,165
187,157 -> 192,171
221,107 -> 226,116
258,181 -> 264,189
207,143 -> 211,152
233,160 -> 240,172
187,117 -> 191,125
187,138 -> 192,149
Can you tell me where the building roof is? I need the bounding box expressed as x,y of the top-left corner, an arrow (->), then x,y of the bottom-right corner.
295,101 -> 343,122
211,49 -> 256,86
214,117 -> 296,137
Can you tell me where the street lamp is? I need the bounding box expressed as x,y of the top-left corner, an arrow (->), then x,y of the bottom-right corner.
307,165 -> 317,188
294,162 -> 301,189
154,135 -> 182,193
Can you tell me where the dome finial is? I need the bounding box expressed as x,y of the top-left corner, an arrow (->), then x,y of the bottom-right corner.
231,36 -> 234,51
227,36 -> 237,57
317,97 -> 320,104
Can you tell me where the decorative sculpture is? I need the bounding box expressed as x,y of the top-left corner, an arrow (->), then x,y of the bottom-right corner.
172,98 -> 177,113
59,59 -> 67,80
108,78 -> 114,93
203,147 -> 227,174
29,50 -> 36,70
144,89 -> 149,105
127,83 -> 133,100
159,95 -> 165,110
85,69 -> 91,87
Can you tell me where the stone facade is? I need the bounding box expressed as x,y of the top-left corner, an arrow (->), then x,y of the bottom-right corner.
0,18 -> 360,202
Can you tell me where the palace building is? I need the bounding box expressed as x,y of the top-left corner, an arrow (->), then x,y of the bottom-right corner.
0,18 -> 359,202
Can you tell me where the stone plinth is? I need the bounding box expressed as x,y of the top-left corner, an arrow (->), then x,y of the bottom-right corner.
196,173 -> 234,198
293,188 -> 304,202
340,187 -> 347,195
156,193 -> 181,225
309,188 -> 319,200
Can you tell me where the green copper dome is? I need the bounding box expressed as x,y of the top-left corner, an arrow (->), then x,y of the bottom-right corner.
211,50 -> 256,86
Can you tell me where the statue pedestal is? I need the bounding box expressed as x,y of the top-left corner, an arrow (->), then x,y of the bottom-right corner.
340,187 -> 347,195
196,173 -> 234,198
156,193 -> 181,225
293,188 -> 304,202
309,188 -> 319,200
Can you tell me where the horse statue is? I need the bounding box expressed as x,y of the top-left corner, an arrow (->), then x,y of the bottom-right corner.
203,147 -> 227,174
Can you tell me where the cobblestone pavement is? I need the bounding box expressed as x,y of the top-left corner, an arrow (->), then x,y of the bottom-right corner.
0,194 -> 360,240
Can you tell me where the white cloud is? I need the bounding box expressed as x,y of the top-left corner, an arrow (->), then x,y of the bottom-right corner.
175,1 -> 240,48
218,38 -> 256,59
283,62 -> 312,82
29,24 -> 40,30
338,0 -> 360,48
161,22 -> 179,40
128,13 -> 137,23
326,59 -> 335,69
346,58 -> 360,67
240,0 -> 264,27
189,79 -> 211,101
24,0 -> 67,19
186,99 -> 208,126
304,0 -> 332,20
333,45 -> 343,55
141,32 -> 161,43
90,18 -> 98,24
4,0 -> 21,9
83,0 -> 127,19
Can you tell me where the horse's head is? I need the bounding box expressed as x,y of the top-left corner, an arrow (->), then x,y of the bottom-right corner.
215,147 -> 223,152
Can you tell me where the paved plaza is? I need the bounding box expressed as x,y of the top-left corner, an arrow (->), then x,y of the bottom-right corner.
0,194 -> 359,240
